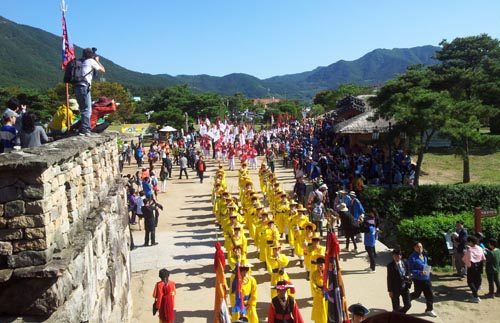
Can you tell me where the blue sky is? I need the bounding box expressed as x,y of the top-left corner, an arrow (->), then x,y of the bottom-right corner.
3,0 -> 500,79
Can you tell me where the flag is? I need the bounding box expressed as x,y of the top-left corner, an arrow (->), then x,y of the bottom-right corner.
214,242 -> 232,323
61,14 -> 75,70
277,113 -> 282,127
231,263 -> 245,317
205,116 -> 211,127
325,231 -> 349,323
271,113 -> 275,125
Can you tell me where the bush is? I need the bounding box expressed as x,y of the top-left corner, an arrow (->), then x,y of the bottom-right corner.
396,212 -> 500,266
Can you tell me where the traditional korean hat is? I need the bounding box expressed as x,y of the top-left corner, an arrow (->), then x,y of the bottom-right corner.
271,280 -> 294,290
311,232 -> 322,241
301,221 -> 316,231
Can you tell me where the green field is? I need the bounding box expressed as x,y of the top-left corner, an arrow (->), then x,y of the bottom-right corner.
420,148 -> 500,184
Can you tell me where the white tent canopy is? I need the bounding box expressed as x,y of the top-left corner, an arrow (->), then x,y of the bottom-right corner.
159,126 -> 177,132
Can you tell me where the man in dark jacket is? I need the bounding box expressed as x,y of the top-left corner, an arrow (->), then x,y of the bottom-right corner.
454,220 -> 468,278
387,249 -> 412,313
142,199 -> 158,246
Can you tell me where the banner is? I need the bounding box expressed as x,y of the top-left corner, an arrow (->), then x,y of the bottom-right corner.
120,123 -> 157,135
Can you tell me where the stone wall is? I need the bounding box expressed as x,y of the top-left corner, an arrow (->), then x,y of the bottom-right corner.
0,133 -> 131,323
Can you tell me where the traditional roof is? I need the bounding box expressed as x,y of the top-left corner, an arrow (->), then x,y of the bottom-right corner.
333,109 -> 393,134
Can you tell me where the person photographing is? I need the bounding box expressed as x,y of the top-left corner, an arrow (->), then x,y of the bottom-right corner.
73,47 -> 105,136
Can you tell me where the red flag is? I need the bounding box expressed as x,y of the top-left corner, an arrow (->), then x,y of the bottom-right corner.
61,14 -> 75,70
214,242 -> 231,323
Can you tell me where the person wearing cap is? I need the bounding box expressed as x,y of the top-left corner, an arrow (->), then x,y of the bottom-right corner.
48,99 -> 80,136
337,203 -> 358,252
408,242 -> 437,317
229,260 -> 258,323
275,193 -> 290,236
292,209 -> 311,268
302,222 -> 316,280
0,108 -> 20,152
73,47 -> 105,136
268,243 -> 293,299
287,200 -> 299,254
387,249 -> 412,313
257,212 -> 271,262
264,219 -> 281,272
310,255 -> 327,323
363,215 -> 377,273
348,303 -> 369,323
348,192 -> 365,240
308,232 -> 326,282
268,281 -> 304,323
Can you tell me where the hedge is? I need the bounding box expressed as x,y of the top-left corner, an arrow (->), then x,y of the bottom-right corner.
396,212 -> 500,266
360,184 -> 500,265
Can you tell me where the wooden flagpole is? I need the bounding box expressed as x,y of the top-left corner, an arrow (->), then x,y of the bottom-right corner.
62,0 -> 71,135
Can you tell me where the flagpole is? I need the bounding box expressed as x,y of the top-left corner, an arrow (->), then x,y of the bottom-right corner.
61,0 -> 71,135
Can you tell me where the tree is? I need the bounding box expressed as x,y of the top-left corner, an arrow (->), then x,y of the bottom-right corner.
313,84 -> 372,111
431,34 -> 500,183
92,82 -> 135,123
371,65 -> 452,186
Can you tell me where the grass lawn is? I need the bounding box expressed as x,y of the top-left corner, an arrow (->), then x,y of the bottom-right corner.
420,148 -> 500,184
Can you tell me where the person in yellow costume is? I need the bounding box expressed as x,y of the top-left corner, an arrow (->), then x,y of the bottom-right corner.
308,232 -> 326,286
225,225 -> 248,269
286,200 -> 298,254
47,98 -> 79,136
268,243 -> 295,299
245,196 -> 259,239
251,204 -> 264,247
257,212 -> 271,262
229,259 -> 258,323
301,222 -> 316,280
310,255 -> 327,323
274,192 -> 290,236
264,219 -> 281,273
258,163 -> 268,196
292,206 -> 313,268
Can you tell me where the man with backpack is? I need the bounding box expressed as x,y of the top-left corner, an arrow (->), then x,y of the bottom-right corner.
72,48 -> 105,136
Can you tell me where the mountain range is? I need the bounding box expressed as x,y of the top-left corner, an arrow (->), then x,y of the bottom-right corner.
0,16 -> 439,100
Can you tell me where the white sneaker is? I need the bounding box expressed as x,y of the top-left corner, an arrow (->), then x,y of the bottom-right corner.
425,310 -> 437,317
467,297 -> 480,303
342,248 -> 349,252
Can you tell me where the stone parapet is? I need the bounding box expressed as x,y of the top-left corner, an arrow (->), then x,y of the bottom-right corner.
0,133 -> 131,322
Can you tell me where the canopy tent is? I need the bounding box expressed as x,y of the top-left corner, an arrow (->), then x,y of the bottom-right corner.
159,126 -> 177,132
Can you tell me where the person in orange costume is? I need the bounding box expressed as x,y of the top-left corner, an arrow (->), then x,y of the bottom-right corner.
90,96 -> 116,132
153,268 -> 176,323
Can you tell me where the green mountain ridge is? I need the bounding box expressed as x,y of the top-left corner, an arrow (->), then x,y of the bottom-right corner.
0,16 -> 439,100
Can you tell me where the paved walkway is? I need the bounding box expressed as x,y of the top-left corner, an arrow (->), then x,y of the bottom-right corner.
127,155 -> 443,323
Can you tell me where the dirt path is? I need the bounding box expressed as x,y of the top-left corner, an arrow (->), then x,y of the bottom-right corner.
124,152 -> 498,323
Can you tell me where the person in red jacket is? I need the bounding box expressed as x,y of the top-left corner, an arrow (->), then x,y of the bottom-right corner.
267,281 -> 304,323
90,96 -> 116,133
153,268 -> 176,323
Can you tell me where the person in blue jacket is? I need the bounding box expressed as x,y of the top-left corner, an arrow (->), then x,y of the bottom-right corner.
364,217 -> 377,273
408,242 -> 437,318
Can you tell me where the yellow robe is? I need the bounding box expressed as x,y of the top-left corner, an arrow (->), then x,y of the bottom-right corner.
229,274 -> 258,323
310,268 -> 327,323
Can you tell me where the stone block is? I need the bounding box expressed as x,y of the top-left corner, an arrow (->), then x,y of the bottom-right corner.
12,238 -> 47,253
4,200 -> 25,218
0,228 -> 23,240
0,241 -> 13,256
0,204 -> 3,216
23,184 -> 46,200
0,215 -> 7,229
0,268 -> 13,282
25,199 -> 49,214
7,249 -> 52,268
0,186 -> 21,203
25,227 -> 46,239
9,214 -> 48,228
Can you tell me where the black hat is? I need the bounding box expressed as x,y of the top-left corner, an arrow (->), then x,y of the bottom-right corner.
348,303 -> 369,316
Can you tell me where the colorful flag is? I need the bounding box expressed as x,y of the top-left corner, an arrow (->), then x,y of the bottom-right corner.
61,14 -> 75,70
231,263 -> 245,317
325,231 -> 349,323
214,242 -> 232,323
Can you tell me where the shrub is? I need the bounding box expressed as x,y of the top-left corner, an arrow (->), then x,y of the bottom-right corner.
396,212 -> 500,266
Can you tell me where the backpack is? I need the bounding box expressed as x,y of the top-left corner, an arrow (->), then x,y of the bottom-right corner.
151,177 -> 158,186
63,58 -> 91,84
